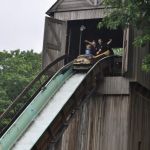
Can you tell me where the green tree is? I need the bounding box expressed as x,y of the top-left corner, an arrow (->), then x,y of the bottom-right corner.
98,0 -> 150,71
0,50 -> 41,113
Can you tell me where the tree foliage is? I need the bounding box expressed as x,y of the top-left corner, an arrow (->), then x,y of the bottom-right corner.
98,0 -> 150,71
0,50 -> 41,113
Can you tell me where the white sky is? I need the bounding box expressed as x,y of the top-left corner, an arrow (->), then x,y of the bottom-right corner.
0,0 -> 57,53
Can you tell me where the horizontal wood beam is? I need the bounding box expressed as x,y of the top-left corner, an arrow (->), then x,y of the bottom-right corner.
96,77 -> 130,95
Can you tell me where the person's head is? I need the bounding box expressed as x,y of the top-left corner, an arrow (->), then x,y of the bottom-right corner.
98,38 -> 103,44
92,40 -> 96,47
86,44 -> 92,49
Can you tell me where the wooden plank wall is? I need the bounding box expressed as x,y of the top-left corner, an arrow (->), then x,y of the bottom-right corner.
48,95 -> 130,150
128,86 -> 150,150
55,0 -> 92,11
128,29 -> 150,90
136,43 -> 150,90
54,9 -> 111,20
42,17 -> 67,71
96,77 -> 129,95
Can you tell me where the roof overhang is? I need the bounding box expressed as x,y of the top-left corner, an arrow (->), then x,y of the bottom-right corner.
46,0 -> 109,16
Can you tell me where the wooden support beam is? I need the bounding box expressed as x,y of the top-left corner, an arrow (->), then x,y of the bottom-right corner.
133,83 -> 150,101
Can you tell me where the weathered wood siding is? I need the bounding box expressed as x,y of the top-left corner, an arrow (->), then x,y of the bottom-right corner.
54,9 -> 111,20
48,95 -> 130,150
97,77 -> 129,95
42,17 -> 67,71
128,85 -> 150,150
128,29 -> 150,90
135,42 -> 150,90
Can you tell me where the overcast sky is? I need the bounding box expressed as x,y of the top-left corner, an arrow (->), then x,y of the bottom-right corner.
0,0 -> 57,53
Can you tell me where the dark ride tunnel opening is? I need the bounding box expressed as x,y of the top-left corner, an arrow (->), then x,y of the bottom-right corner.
67,18 -> 123,61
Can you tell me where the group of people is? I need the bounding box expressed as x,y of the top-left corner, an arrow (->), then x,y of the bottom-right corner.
84,38 -> 113,57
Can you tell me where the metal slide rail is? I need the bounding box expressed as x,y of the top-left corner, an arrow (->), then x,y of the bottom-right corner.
32,55 -> 115,149
0,59 -> 74,150
0,55 -> 68,137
